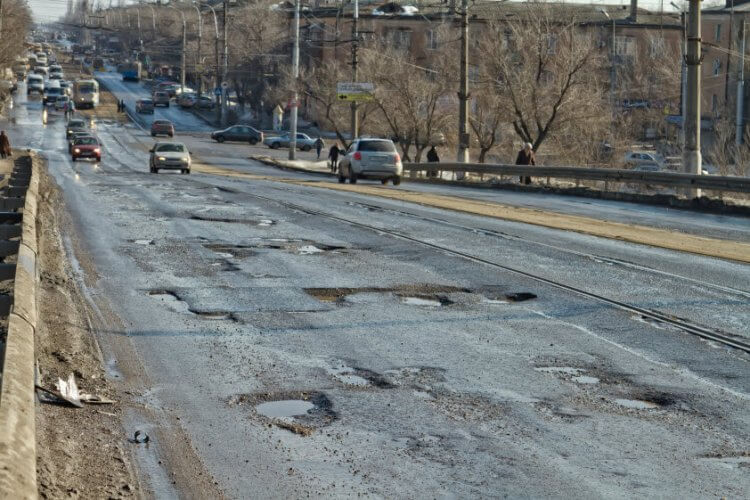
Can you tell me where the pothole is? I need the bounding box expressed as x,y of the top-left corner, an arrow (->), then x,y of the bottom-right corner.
190,215 -> 276,226
504,292 -> 537,302
304,284 -> 471,303
188,310 -> 237,321
228,391 -> 337,436
535,366 -> 599,385
255,400 -> 315,418
327,362 -> 395,389
614,398 -> 660,410
203,244 -> 257,258
130,239 -> 154,245
572,375 -> 600,384
400,295 -> 454,307
147,290 -> 191,314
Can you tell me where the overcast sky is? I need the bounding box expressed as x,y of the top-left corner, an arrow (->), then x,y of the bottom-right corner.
26,0 -> 725,23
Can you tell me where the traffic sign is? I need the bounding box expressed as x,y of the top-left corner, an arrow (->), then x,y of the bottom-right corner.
222,81 -> 229,88
214,87 -> 222,96
337,82 -> 374,102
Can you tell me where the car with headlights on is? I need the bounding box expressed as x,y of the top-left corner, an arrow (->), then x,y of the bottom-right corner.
149,142 -> 191,174
337,138 -> 403,185
65,118 -> 88,137
68,131 -> 94,153
71,136 -> 102,162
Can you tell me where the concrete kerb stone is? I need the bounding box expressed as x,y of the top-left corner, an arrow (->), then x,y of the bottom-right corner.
0,154 -> 39,500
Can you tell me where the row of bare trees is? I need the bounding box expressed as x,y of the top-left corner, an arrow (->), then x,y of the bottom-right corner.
0,0 -> 32,72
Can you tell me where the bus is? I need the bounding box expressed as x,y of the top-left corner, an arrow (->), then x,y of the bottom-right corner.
73,79 -> 100,109
120,61 -> 141,82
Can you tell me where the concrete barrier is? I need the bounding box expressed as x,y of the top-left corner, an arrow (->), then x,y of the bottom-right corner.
0,154 -> 39,500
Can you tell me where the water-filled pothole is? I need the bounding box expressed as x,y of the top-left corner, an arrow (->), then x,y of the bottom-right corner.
614,398 -> 660,410
304,284 -> 471,303
400,295 -> 454,307
190,215 -> 277,226
228,390 -> 336,435
327,362 -> 395,389
504,292 -> 537,302
255,400 -> 315,418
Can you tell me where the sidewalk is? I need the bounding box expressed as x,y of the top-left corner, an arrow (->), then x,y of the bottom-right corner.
250,154 -> 334,176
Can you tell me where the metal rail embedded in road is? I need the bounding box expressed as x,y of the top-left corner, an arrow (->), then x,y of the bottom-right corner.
404,162 -> 750,194
245,191 -> 750,354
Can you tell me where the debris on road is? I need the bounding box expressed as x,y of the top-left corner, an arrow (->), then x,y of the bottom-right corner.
131,430 -> 150,444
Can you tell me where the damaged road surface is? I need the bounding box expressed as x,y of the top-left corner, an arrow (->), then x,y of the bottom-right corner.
6,89 -> 750,498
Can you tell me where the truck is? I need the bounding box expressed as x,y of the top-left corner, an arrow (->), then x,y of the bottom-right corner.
121,61 -> 142,82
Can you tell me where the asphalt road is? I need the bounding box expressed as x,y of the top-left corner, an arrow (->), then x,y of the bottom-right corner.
4,84 -> 750,498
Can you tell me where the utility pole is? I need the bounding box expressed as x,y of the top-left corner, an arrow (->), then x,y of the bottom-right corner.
684,0 -> 702,196
192,3 -> 202,94
169,6 -> 186,95
350,0 -> 359,141
681,10 -> 687,149
737,20 -> 746,145
289,0 -> 300,160
222,0 -> 229,126
457,0 -> 470,163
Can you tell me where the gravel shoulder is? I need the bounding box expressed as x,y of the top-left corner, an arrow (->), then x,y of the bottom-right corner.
34,158 -> 140,498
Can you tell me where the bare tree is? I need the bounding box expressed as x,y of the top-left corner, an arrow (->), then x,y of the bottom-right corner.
362,41 -> 455,162
479,3 -> 607,155
0,0 -> 32,70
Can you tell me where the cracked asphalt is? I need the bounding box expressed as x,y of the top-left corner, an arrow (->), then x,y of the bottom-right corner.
4,81 -> 750,498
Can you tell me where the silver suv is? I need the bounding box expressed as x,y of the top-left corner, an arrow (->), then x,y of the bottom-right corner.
338,138 -> 403,185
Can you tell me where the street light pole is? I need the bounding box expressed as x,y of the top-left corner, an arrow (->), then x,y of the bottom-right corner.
289,0 -> 300,160
684,0 -> 702,196
350,0 -> 359,141
169,5 -> 186,95
457,0 -> 469,163
222,0 -> 229,126
191,2 -> 202,94
199,2 -> 220,114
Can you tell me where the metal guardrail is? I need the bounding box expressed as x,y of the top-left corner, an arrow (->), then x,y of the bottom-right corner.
403,163 -> 750,194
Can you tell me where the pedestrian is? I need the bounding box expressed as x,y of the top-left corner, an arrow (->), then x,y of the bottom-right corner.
515,142 -> 535,185
63,100 -> 70,120
328,144 -> 340,173
0,131 -> 12,159
426,145 -> 440,178
314,137 -> 324,160
69,99 -> 76,117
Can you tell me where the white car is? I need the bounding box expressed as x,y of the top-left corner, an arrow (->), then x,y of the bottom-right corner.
338,138 -> 403,185
624,151 -> 664,169
149,142 -> 191,174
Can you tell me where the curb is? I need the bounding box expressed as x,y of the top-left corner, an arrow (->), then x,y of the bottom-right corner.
250,155 -> 334,178
0,154 -> 40,500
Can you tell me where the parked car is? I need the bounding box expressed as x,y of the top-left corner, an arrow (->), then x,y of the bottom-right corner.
623,151 -> 665,169
195,95 -> 215,109
151,119 -> 174,137
68,131 -> 94,153
149,142 -> 191,174
632,164 -> 661,172
71,136 -> 102,162
152,91 -> 170,107
65,118 -> 88,137
59,80 -> 72,95
337,138 -> 402,185
136,98 -> 155,114
177,93 -> 197,108
263,132 -> 316,151
211,125 -> 264,145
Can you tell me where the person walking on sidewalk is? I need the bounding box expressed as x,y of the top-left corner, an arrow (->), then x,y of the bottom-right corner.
315,137 -> 324,160
0,131 -> 12,159
515,142 -> 535,185
426,145 -> 440,178
328,144 -> 340,173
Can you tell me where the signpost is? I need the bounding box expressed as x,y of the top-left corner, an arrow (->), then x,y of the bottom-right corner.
337,82 -> 374,102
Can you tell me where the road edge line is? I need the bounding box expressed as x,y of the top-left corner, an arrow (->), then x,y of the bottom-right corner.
0,154 -> 40,500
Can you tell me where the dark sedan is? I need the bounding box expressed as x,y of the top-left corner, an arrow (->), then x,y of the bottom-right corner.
211,125 -> 264,145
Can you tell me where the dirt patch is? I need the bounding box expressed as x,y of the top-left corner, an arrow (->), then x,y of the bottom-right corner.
34,157 -> 140,498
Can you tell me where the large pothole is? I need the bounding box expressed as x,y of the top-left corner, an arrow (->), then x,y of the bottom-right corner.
228,391 -> 337,436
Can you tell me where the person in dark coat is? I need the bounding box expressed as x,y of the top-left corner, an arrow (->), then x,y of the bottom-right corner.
426,145 -> 440,177
515,142 -> 535,185
314,137 -> 324,160
328,144 -> 340,172
0,131 -> 11,159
